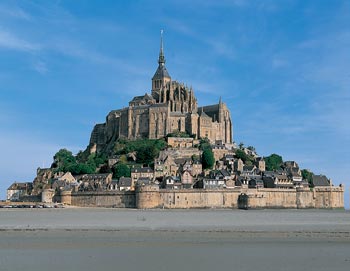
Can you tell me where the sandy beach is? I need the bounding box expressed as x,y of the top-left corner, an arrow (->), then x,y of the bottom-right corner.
1,209 -> 350,271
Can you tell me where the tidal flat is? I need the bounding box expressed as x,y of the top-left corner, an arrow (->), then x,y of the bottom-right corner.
1,209 -> 350,271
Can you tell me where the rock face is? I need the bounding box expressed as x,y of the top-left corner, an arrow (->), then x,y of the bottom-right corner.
88,35 -> 233,154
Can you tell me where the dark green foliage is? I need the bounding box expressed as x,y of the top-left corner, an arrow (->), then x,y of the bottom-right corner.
264,154 -> 283,171
114,138 -> 167,165
113,163 -> 131,179
76,149 -> 90,163
301,169 -> 314,188
52,149 -> 101,175
191,154 -> 200,162
235,149 -> 254,165
52,149 -> 76,172
199,137 -> 211,151
67,163 -> 95,175
235,149 -> 248,162
202,148 -> 215,169
136,145 -> 158,165
99,164 -> 112,174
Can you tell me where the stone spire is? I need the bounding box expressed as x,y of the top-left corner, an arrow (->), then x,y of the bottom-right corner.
152,30 -> 171,101
158,29 -> 165,65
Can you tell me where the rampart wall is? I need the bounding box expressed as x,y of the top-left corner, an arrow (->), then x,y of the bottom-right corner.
61,191 -> 136,208
59,186 -> 344,209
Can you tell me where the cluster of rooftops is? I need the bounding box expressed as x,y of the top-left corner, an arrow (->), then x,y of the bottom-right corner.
6,140 -> 334,202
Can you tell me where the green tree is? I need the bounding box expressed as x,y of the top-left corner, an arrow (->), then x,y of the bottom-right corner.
136,145 -> 158,165
52,149 -> 76,171
199,137 -> 211,151
113,163 -> 131,179
264,154 -> 283,171
301,169 -> 314,188
202,148 -> 215,169
235,149 -> 254,165
67,163 -> 95,175
99,164 -> 112,174
235,149 -> 248,162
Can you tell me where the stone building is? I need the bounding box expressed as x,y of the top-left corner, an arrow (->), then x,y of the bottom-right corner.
89,32 -> 233,153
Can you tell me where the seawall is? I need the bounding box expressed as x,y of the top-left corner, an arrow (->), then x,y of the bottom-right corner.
59,186 -> 344,209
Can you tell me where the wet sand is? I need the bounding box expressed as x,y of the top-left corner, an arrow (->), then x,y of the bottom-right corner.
1,209 -> 350,271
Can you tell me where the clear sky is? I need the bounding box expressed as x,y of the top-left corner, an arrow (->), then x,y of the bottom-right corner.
0,0 -> 349,206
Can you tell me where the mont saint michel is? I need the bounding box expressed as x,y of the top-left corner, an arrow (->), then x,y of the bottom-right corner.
89,32 -> 232,154
1,3 -> 349,271
2,32 -> 344,210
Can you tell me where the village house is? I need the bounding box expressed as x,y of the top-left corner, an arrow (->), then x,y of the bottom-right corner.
162,176 -> 182,189
77,173 -> 112,191
241,165 -> 258,177
167,137 -> 194,148
109,180 -> 118,190
274,174 -> 294,189
7,182 -> 33,201
248,176 -> 264,189
312,175 -> 331,187
136,177 -> 152,186
154,155 -> 178,178
181,169 -> 194,189
131,167 -> 154,179
202,178 -> 225,189
118,177 -> 132,191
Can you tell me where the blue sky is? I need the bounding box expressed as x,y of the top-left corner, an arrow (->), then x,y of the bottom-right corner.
0,0 -> 349,206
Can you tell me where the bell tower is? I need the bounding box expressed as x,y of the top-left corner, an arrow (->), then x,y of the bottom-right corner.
152,30 -> 171,102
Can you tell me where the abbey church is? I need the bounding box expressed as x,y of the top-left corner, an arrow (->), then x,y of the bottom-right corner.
89,33 -> 233,153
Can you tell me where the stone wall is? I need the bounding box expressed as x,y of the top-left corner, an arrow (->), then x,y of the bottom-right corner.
136,186 -> 344,209
58,186 -> 344,209
62,191 -> 136,208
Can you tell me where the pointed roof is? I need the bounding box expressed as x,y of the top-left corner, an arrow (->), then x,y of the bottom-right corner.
199,107 -> 211,118
152,30 -> 170,80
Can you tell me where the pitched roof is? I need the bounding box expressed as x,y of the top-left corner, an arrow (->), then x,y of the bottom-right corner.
7,182 -> 32,190
137,177 -> 151,185
220,169 -> 230,177
243,165 -> 255,171
152,64 -> 170,80
77,173 -> 112,181
118,177 -> 132,187
312,175 -> 330,186
199,109 -> 211,119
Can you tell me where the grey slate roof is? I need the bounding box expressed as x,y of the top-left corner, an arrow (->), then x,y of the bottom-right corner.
152,64 -> 170,80
312,175 -> 330,186
137,177 -> 151,185
77,173 -> 111,181
119,177 -> 132,187
243,165 -> 255,171
219,169 -> 230,177
7,182 -> 32,190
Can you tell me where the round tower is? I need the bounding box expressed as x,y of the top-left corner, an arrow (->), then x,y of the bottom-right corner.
136,183 -> 161,209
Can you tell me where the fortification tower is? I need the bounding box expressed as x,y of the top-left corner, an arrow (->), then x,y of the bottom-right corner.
152,30 -> 171,102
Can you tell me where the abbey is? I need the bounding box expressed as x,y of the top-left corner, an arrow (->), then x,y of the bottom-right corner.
89,33 -> 233,153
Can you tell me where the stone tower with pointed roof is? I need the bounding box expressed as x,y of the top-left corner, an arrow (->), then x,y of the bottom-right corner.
88,32 -> 233,153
